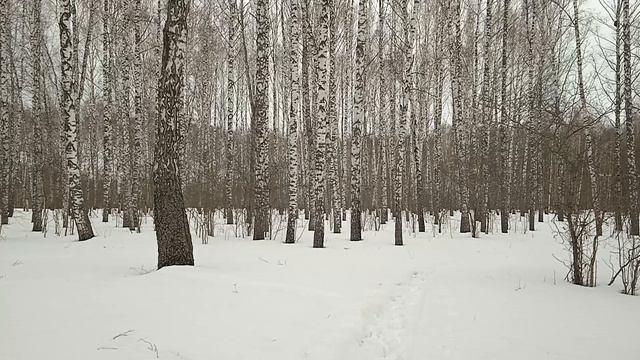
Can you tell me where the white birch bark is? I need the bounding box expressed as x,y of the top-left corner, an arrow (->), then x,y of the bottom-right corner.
479,0 -> 493,233
378,0 -> 389,225
130,0 -> 143,232
59,0 -> 95,240
499,0 -> 510,233
351,0 -> 366,241
623,0 -> 638,235
433,10 -> 444,232
0,0 -> 9,227
225,0 -> 237,225
102,0 -> 113,223
286,0 -> 301,244
154,0 -> 194,268
313,0 -> 330,248
328,0 -> 341,234
395,0 -> 419,245
31,0 -> 45,232
572,0 -> 602,236
253,0 -> 271,240
450,0 -> 471,233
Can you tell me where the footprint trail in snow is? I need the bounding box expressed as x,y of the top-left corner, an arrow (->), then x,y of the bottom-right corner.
351,271 -> 426,360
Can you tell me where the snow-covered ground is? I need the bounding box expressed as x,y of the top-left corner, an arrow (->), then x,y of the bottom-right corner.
1,210 -> 638,360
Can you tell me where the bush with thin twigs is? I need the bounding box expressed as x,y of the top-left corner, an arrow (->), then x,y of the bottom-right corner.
552,210 -> 599,287
608,223 -> 640,295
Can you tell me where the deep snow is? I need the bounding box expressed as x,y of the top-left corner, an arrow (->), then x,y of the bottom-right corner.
1,210 -> 638,360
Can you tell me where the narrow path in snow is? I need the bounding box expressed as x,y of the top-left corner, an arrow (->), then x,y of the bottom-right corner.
351,270 -> 426,360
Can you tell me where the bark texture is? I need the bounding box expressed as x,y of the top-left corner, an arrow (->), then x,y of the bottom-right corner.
313,0 -> 330,248
154,0 -> 194,269
59,0 -> 95,241
285,0 -> 301,244
102,0 -> 112,223
623,0 -> 638,235
351,0 -> 366,242
225,0 -> 236,225
253,0 -> 271,240
31,0 -> 45,232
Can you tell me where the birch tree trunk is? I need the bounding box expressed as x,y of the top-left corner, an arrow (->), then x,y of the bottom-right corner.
328,0 -> 341,234
313,0 -> 330,248
102,0 -> 113,223
411,101 -> 424,232
154,0 -> 194,269
623,0 -> 639,235
433,19 -> 443,232
572,0 -> 602,236
59,0 -> 95,241
120,13 -> 133,229
395,0 -> 419,245
613,4 -> 623,232
129,0 -> 143,232
31,0 -> 45,232
0,0 -> 9,227
378,0 -> 389,225
450,0 -> 471,233
499,0 -> 510,233
285,0 -> 301,244
301,0 -> 314,227
479,0 -> 493,233
351,0 -> 366,242
525,0 -> 536,232
409,1 -> 423,234
71,0 -> 96,226
225,0 -> 236,225
253,0 -> 271,240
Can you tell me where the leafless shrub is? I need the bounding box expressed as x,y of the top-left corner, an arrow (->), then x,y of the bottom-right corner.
608,225 -> 640,295
552,210 -> 599,287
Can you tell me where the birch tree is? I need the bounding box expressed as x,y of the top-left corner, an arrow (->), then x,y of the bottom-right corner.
286,0 -> 301,244
525,0 -> 537,232
313,0 -> 330,248
351,0 -> 366,242
432,3 -> 444,232
154,0 -> 194,269
410,0 -> 424,234
611,0 -> 623,232
378,0 -> 389,225
226,0 -> 236,225
129,0 -> 143,232
31,0 -> 45,232
572,0 -> 602,236
499,0 -> 510,233
119,9 -> 133,229
301,0 -> 314,228
622,0 -> 638,235
328,0 -> 341,234
59,0 -> 95,241
253,0 -> 270,240
450,0 -> 471,233
479,0 -> 493,233
0,0 -> 9,229
394,0 -> 419,246
102,0 -> 112,223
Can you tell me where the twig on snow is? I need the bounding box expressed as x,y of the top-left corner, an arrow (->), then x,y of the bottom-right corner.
112,329 -> 135,340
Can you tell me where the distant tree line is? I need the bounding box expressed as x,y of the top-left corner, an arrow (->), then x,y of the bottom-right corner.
0,0 -> 639,278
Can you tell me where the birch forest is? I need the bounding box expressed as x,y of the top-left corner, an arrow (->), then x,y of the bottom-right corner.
3,0 -> 640,357
0,0 -> 637,259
